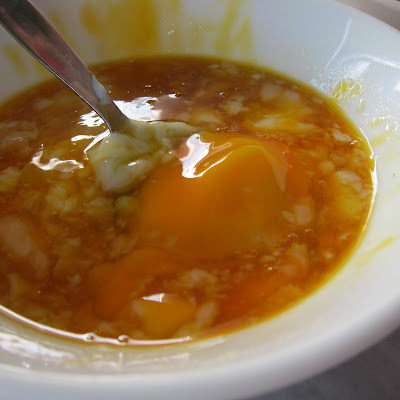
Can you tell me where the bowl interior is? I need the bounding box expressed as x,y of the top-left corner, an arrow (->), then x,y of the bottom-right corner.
0,0 -> 400,399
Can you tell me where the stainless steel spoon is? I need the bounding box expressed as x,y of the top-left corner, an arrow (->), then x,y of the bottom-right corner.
0,0 -> 131,133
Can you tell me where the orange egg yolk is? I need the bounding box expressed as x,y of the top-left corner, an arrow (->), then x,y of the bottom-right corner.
135,132 -> 308,260
89,132 -> 310,320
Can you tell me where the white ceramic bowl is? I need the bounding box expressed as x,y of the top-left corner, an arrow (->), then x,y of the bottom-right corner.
0,0 -> 400,399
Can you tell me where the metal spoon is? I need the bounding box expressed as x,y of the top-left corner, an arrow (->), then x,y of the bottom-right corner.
0,0 -> 132,133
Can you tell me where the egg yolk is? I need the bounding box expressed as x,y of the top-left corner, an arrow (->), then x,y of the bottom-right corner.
89,132 -> 310,320
135,132 -> 308,259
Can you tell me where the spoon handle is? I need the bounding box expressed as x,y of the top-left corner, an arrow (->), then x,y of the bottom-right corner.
0,0 -> 128,132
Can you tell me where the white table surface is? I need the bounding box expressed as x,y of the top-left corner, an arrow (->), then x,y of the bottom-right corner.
252,1 -> 400,399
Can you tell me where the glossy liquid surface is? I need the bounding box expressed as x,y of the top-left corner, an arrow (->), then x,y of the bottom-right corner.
0,57 -> 374,343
